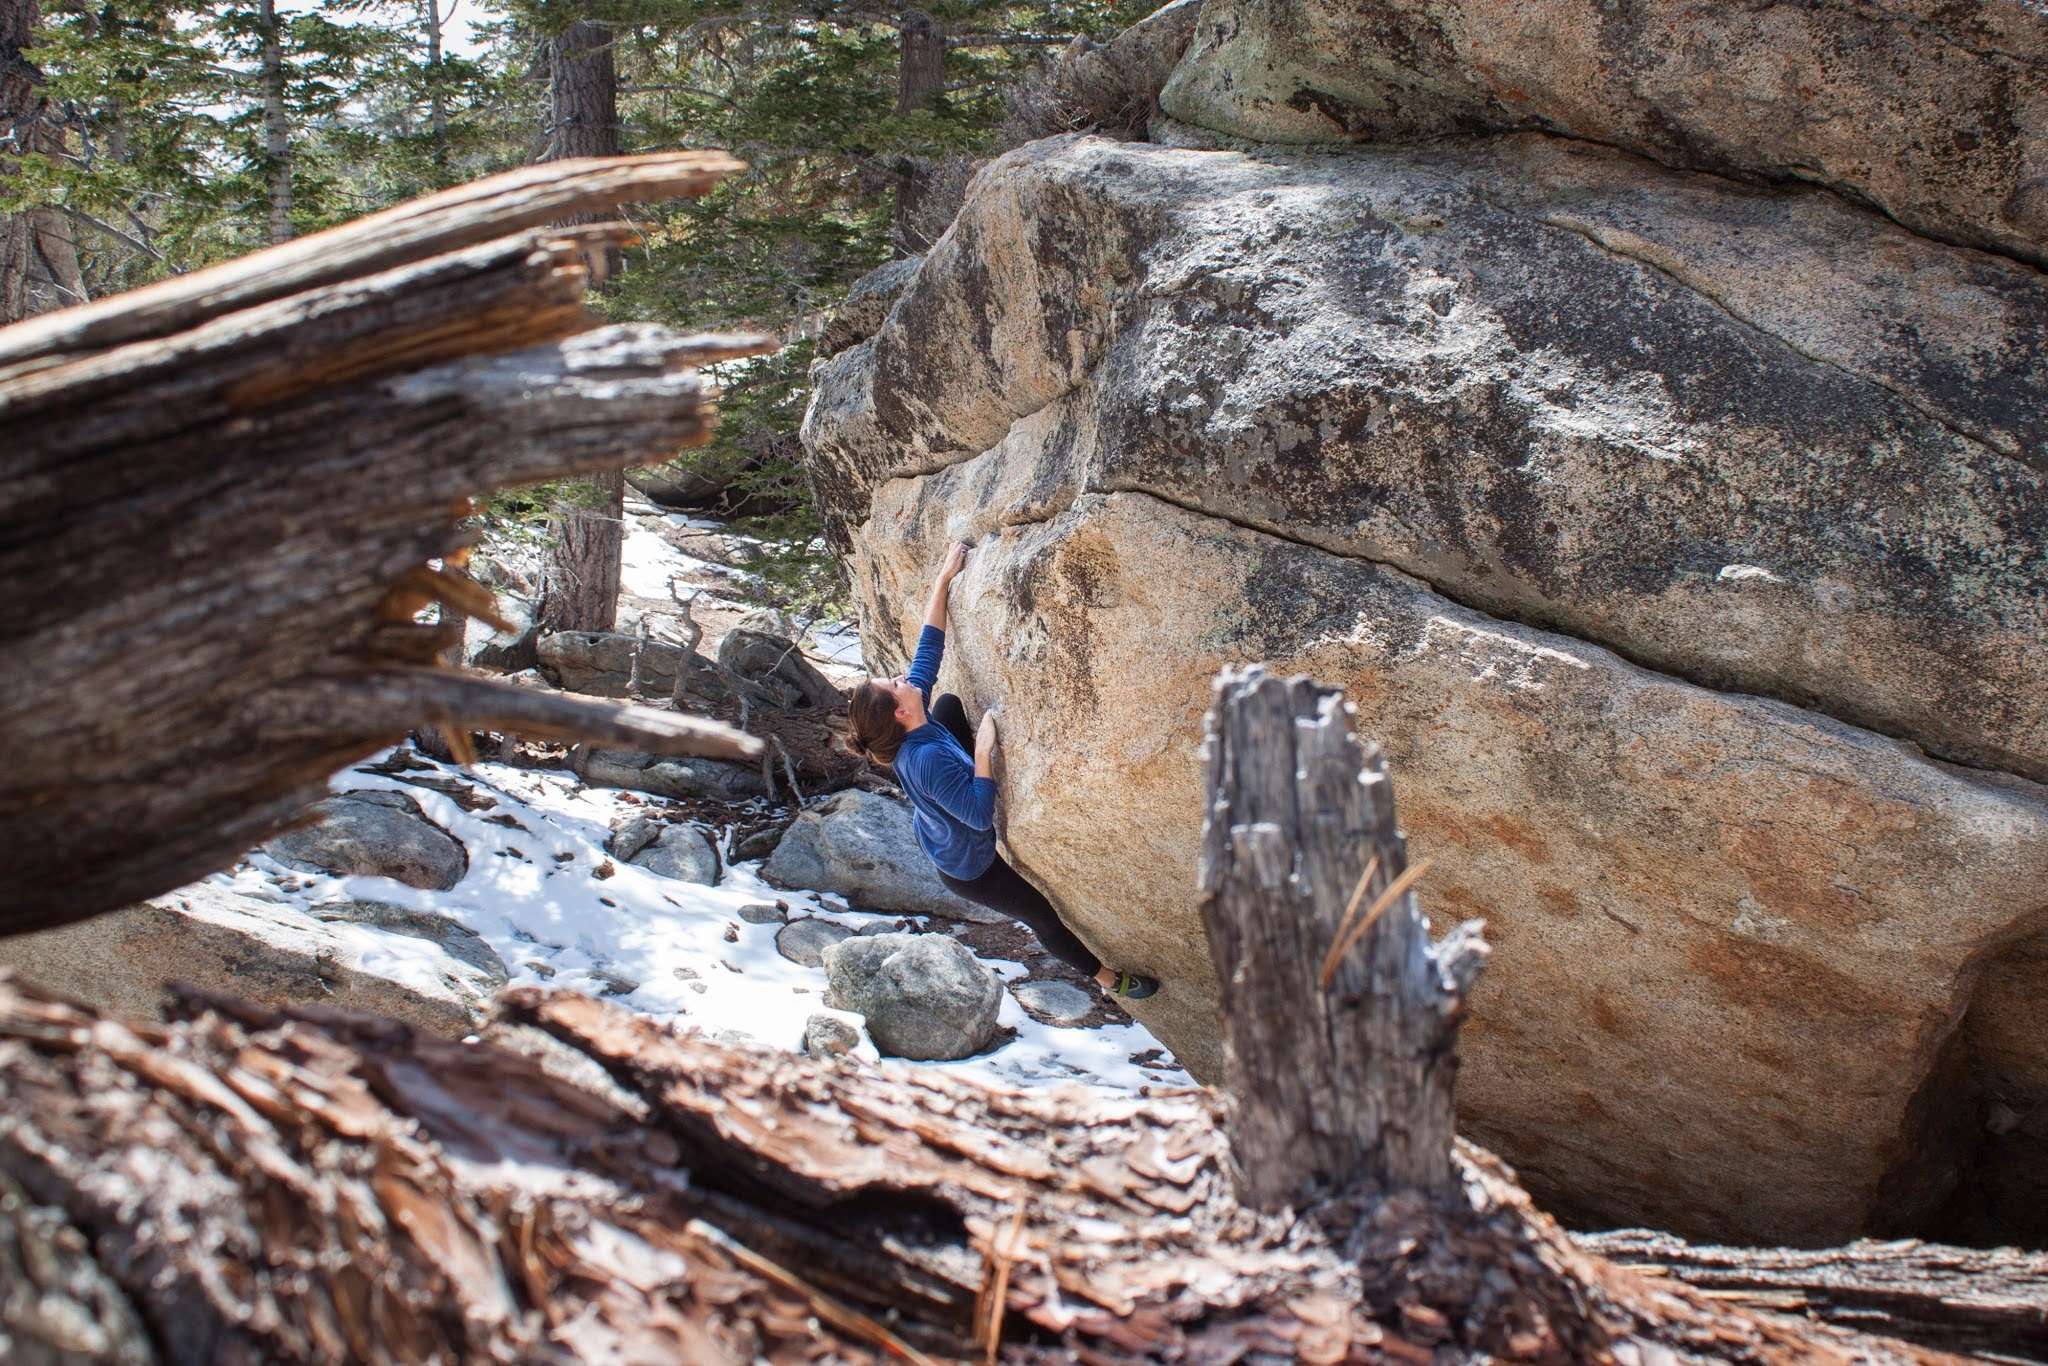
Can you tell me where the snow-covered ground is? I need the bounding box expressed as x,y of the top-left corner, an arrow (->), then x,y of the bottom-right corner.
225,753 -> 1190,1094
222,501 -> 1190,1091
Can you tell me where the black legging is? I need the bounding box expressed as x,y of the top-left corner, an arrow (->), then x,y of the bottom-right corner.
926,694 -> 1102,977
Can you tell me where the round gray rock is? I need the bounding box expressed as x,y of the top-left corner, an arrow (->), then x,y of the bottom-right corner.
738,902 -> 787,924
775,917 -> 853,968
822,932 -> 1002,1061
262,790 -> 467,890
629,824 -> 720,885
763,790 -> 1002,923
607,814 -> 662,861
1009,979 -> 1095,1027
802,1012 -> 862,1059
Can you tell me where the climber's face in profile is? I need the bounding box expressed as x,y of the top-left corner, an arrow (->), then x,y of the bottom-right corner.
876,674 -> 923,726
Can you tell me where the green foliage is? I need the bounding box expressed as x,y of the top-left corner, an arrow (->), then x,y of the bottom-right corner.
13,0 -> 519,293
15,0 -> 1151,617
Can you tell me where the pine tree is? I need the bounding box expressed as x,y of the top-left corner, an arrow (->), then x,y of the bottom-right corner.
487,0 -> 1146,610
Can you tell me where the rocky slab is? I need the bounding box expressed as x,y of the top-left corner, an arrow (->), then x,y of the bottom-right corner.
0,881 -> 507,1037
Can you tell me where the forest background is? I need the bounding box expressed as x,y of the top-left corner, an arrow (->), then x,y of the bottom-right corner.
0,0 -> 1149,611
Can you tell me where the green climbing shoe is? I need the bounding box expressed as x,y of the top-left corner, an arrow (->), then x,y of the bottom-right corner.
1112,971 -> 1160,999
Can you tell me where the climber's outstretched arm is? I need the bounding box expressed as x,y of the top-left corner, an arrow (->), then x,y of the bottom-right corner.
922,540 -> 970,632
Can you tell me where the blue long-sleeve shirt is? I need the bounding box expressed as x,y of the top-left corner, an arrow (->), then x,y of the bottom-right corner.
894,625 -> 998,879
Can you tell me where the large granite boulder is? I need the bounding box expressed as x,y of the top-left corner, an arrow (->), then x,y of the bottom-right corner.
763,789 -> 1003,924
537,629 -> 752,705
584,749 -> 768,802
822,932 -> 1003,1060
0,882 -> 507,1036
1159,0 -> 2048,267
799,124 -> 2048,1247
716,613 -> 846,712
261,790 -> 467,890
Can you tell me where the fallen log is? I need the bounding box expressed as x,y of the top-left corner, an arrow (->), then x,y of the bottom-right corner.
1579,1229 -> 2048,1362
0,666 -> 2012,1364
0,154 -> 775,934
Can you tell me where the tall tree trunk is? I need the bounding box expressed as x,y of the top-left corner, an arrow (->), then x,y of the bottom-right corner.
422,0 -> 449,182
2,0 -> 43,322
258,0 -> 293,244
539,17 -> 624,633
29,205 -> 85,305
1,0 -> 84,314
894,8 -> 945,114
889,9 -> 946,254
547,18 -> 618,278
537,469 -> 625,636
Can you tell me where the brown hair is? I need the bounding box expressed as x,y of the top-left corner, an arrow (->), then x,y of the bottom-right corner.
848,681 -> 907,767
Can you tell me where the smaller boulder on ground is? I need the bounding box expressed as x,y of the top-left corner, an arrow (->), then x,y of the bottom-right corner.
822,932 -> 1002,1061
1009,979 -> 1096,1027
802,1012 -> 862,1060
607,814 -> 662,861
763,790 -> 1002,923
775,917 -> 853,968
464,591 -> 539,674
261,790 -> 467,890
628,825 -> 720,885
717,612 -> 845,713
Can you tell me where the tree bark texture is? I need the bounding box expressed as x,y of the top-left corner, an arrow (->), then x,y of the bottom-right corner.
0,153 -> 774,936
537,470 -> 625,635
547,19 -> 620,281
1579,1230 -> 2048,1363
888,9 -> 948,252
1199,665 -> 1490,1206
1,0 -> 85,320
258,0 -> 295,244
540,18 -> 625,626
422,0 -> 449,180
0,0 -> 34,323
0,972 -> 1997,1365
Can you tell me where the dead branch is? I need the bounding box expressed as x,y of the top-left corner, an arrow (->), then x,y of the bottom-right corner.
0,156 -> 774,934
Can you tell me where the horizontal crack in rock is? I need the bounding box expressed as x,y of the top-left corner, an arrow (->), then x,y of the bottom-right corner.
945,477 -> 2046,793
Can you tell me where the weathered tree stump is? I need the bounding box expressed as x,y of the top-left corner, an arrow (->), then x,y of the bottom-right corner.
1198,665 -> 1490,1205
0,154 -> 777,934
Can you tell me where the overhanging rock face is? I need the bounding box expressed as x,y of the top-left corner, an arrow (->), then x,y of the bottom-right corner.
801,122 -> 2048,1248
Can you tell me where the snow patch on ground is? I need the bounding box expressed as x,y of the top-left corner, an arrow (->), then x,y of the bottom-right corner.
226,752 -> 1188,1095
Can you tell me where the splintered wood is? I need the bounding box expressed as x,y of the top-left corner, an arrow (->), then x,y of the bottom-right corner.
0,154 -> 774,933
0,974 -> 1996,1365
1197,666 -> 1489,1204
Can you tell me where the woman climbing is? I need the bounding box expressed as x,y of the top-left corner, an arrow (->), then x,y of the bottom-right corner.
847,540 -> 1160,1001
